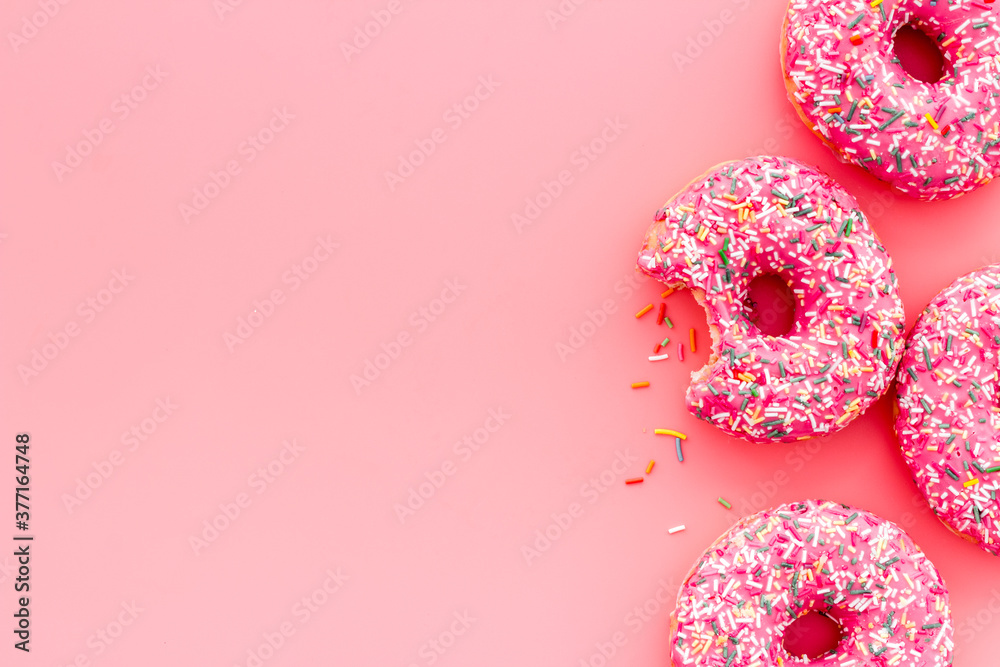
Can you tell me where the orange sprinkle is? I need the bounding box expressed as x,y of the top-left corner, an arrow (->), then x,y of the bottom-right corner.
646,460 -> 655,474
689,328 -> 697,353
631,381 -> 650,389
661,288 -> 674,298
636,304 -> 654,318
625,477 -> 644,485
849,34 -> 863,45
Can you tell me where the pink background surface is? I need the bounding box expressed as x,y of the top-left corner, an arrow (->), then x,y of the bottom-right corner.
2,0 -> 999,664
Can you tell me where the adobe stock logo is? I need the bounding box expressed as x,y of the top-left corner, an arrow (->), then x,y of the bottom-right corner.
350,278 -> 467,394
189,439 -> 305,556
17,268 -> 135,385
521,449 -> 638,565
7,0 -> 73,54
393,408 -> 511,523
179,107 -> 295,223
383,76 -> 500,192
340,0 -> 415,62
62,397 -> 178,514
672,0 -> 753,72
511,117 -> 627,233
223,235 -> 339,352
233,568 -> 349,667
51,66 -> 168,182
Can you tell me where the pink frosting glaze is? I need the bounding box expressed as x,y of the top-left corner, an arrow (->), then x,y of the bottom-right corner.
669,499 -> 954,666
637,156 -> 905,443
782,0 -> 1000,200
895,264 -> 1000,555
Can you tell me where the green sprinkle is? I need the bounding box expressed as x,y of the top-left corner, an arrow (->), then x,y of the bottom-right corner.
877,110 -> 905,131
845,512 -> 858,524
847,13 -> 865,29
718,497 -> 732,509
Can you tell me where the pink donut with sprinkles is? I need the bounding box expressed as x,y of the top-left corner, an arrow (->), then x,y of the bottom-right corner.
669,499 -> 954,666
782,0 -> 1000,200
637,156 -> 905,443
895,265 -> 1000,555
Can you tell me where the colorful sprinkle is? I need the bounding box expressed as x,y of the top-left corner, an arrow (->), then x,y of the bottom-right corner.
669,500 -> 954,666
636,304 -> 653,318
655,429 -> 687,439
717,497 -> 732,509
637,157 -> 904,442
896,265 -> 1000,555
646,460 -> 655,474
625,477 -> 644,485
783,0 -> 1000,199
631,381 -> 650,389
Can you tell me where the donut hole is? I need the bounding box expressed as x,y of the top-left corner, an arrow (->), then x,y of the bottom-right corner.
893,23 -> 946,83
782,612 -> 843,661
743,274 -> 795,337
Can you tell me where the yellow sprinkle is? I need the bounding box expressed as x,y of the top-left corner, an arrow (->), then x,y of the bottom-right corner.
631,381 -> 650,389
635,304 -> 654,318
964,478 -> 979,487
924,113 -> 939,130
646,460 -> 655,474
689,328 -> 697,353
655,429 -> 687,439
870,0 -> 882,6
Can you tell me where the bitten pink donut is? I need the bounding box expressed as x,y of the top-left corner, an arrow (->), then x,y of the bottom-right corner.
637,156 -> 905,443
669,499 -> 954,666
782,0 -> 1000,200
895,265 -> 1000,555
